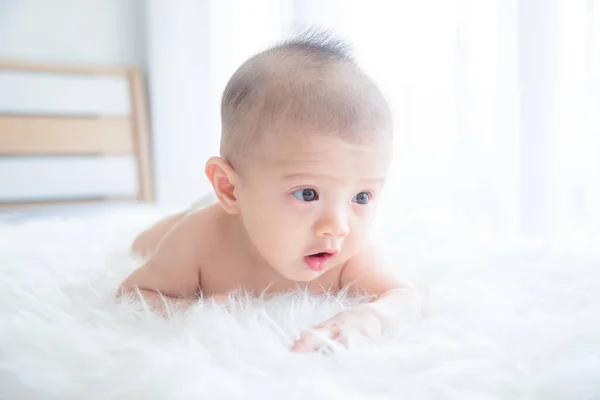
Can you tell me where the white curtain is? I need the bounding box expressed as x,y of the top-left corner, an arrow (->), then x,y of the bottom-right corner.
145,0 -> 600,242
145,0 -> 289,208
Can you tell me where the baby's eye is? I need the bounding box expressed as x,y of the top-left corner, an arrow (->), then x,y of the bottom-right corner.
292,188 -> 319,202
352,192 -> 371,205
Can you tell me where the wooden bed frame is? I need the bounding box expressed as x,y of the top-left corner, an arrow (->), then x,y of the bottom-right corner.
0,61 -> 153,207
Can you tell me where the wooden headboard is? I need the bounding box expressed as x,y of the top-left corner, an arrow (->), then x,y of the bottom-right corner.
0,61 -> 153,207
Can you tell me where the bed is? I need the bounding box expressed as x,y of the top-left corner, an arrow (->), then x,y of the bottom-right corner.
1,63 -> 599,399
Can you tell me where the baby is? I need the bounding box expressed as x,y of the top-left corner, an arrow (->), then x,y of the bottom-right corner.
118,31 -> 419,352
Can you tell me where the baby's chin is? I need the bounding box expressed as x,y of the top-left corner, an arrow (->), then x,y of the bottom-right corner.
274,266 -> 325,283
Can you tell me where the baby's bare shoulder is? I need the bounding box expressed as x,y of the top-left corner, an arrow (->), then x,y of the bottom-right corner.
309,244 -> 384,294
174,203 -> 224,249
338,243 -> 403,296
144,204 -> 220,264
184,205 -> 244,294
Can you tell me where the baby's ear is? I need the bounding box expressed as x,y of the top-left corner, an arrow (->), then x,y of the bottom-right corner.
205,157 -> 239,214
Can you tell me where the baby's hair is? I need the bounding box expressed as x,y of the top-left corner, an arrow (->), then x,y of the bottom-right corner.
220,28 -> 391,167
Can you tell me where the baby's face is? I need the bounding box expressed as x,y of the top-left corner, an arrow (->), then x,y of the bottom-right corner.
235,129 -> 392,282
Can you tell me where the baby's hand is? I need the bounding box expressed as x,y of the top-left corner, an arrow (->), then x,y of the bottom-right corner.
291,303 -> 386,353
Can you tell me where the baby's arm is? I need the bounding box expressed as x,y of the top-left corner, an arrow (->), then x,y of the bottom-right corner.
118,216 -> 203,315
292,245 -> 420,351
338,245 -> 421,325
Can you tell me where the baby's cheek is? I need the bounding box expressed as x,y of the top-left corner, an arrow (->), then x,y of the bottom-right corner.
343,228 -> 368,256
260,211 -> 302,244
355,207 -> 377,231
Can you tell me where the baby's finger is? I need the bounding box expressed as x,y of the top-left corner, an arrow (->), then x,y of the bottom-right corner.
317,325 -> 350,350
291,328 -> 334,353
211,294 -> 230,304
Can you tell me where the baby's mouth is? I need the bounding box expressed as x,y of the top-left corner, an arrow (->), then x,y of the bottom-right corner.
303,251 -> 337,272
311,252 -> 330,258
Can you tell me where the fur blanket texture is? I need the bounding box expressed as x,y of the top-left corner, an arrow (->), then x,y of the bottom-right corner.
1,207 -> 599,399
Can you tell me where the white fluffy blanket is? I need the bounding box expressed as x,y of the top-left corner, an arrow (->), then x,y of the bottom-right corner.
1,208 -> 599,399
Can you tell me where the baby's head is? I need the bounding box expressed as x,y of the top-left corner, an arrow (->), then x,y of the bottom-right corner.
206,30 -> 392,282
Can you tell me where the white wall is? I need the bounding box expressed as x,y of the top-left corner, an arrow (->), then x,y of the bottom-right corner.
0,0 -> 145,66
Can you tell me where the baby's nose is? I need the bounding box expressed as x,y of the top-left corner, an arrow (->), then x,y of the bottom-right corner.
314,212 -> 349,238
